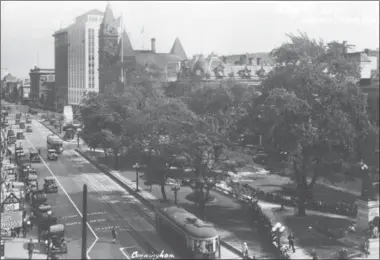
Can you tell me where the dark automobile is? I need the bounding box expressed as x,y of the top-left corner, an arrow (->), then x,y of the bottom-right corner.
16,132 -> 25,140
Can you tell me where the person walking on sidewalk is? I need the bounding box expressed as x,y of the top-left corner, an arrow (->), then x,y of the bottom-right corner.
15,226 -> 21,237
111,226 -> 117,243
28,238 -> 35,260
288,233 -> 295,253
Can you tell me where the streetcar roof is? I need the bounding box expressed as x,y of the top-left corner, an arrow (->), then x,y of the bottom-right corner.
157,205 -> 218,239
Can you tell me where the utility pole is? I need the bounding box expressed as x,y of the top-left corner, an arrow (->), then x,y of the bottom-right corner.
81,184 -> 88,259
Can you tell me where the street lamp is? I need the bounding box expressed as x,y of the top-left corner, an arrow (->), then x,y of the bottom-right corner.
171,181 -> 181,205
133,163 -> 145,192
77,128 -> 82,148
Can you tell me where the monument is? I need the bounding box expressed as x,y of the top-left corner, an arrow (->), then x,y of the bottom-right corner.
355,161 -> 379,259
356,161 -> 379,233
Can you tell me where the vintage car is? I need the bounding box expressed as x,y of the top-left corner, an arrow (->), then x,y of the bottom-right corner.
32,193 -> 47,208
49,224 -> 68,254
29,108 -> 38,115
19,122 -> 26,129
44,177 -> 58,193
29,149 -> 40,163
7,135 -> 16,145
26,125 -> 33,132
26,118 -> 32,124
16,132 -> 25,140
7,129 -> 15,137
27,176 -> 38,189
47,149 -> 58,161
15,146 -> 24,156
4,165 -> 17,181
35,209 -> 58,241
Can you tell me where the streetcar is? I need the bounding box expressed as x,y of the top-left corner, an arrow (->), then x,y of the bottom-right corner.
155,205 -> 221,259
47,134 -> 63,154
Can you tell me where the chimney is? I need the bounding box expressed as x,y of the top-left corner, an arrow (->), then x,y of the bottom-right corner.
151,38 -> 156,53
256,58 -> 261,66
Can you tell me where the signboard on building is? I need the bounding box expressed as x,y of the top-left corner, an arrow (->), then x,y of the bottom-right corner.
1,192 -> 20,213
0,211 -> 23,229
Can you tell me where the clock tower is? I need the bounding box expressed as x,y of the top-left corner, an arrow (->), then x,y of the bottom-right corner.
99,3 -> 120,94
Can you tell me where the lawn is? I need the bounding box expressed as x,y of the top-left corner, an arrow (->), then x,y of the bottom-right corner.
83,147 -> 362,206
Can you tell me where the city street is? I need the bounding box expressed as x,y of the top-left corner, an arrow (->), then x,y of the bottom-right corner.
7,112 -> 176,259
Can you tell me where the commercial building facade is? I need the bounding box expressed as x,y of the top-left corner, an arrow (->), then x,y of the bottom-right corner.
53,28 -> 69,111
66,10 -> 103,106
29,67 -> 55,108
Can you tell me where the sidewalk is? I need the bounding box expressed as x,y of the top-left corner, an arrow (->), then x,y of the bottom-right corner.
3,211 -> 47,260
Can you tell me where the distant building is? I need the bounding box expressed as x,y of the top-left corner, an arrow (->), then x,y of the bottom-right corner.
53,9 -> 104,108
29,66 -> 55,108
98,3 -> 187,92
53,28 -> 69,111
1,73 -> 19,100
21,79 -> 31,102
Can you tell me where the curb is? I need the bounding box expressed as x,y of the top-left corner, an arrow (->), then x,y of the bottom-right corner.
75,148 -> 252,259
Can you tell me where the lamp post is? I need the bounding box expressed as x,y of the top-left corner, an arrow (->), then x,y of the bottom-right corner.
133,163 -> 145,192
171,181 -> 181,205
77,128 -> 82,149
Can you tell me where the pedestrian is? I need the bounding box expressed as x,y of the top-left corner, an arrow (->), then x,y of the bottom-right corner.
111,226 -> 117,243
16,226 -> 21,238
27,238 -> 34,260
364,239 -> 370,258
22,220 -> 27,238
288,233 -> 295,253
44,239 -> 49,254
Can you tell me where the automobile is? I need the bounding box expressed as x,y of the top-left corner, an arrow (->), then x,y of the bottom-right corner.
16,132 -> 25,140
26,126 -> 33,132
7,135 -> 16,145
48,225 -> 68,254
252,152 -> 269,166
7,129 -> 15,137
26,118 -> 32,124
44,177 -> 58,193
31,193 -> 47,208
29,149 -> 41,163
19,122 -> 25,129
29,109 -> 38,115
47,149 -> 58,160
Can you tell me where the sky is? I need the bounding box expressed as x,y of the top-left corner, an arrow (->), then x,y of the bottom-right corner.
1,1 -> 379,79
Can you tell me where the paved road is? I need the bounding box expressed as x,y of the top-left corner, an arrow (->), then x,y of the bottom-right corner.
3,104 -> 177,259
23,119 -> 176,259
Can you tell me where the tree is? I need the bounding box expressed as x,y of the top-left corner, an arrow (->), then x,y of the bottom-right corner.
238,32 -> 373,216
185,82 -> 259,140
134,92 -> 232,219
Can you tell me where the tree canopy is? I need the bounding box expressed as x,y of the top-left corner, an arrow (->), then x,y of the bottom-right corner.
238,33 -> 377,216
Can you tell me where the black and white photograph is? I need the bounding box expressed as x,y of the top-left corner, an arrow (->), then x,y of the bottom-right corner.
0,1 -> 379,259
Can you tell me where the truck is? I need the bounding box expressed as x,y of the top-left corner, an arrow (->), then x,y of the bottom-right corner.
47,135 -> 63,154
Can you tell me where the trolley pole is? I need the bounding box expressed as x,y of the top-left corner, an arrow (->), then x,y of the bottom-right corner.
81,184 -> 88,260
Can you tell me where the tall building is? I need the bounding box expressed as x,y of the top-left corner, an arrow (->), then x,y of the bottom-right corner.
98,3 -> 187,92
53,9 -> 104,108
53,28 -> 69,111
29,67 -> 55,107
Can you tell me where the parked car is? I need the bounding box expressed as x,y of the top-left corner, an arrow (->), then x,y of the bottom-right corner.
26,126 -> 33,132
